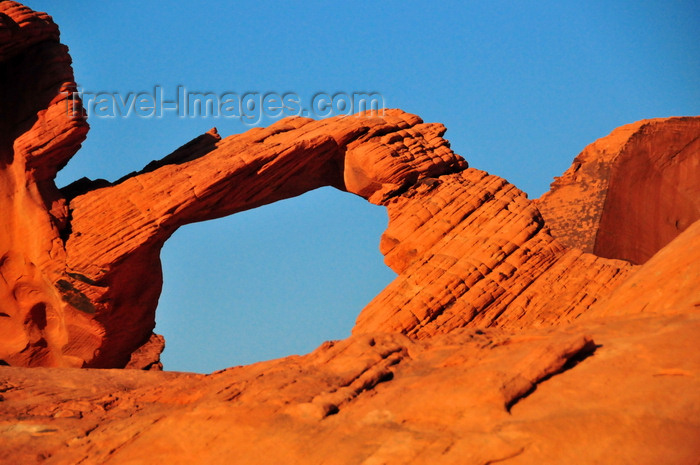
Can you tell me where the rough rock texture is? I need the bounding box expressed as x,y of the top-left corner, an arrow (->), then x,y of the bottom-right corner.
3,221 -> 696,465
1,308 -> 699,464
0,0 -> 673,369
60,112 -> 467,369
1,3 -> 699,464
0,0 -> 474,368
353,169 -> 634,337
0,1 -> 89,368
536,117 -> 700,264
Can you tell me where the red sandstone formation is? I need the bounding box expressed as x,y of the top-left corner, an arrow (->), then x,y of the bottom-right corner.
1,295 -> 699,464
353,169 -> 634,337
3,219 -> 700,463
61,112 -> 467,369
1,0 -> 471,368
0,2 -> 699,464
536,117 -> 700,264
0,1 -> 89,368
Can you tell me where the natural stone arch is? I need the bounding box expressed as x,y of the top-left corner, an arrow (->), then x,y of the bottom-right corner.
57,110 -> 465,368
0,5 -> 469,369
3,2 -> 697,370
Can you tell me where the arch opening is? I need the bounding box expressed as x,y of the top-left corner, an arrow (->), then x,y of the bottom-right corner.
155,187 -> 396,373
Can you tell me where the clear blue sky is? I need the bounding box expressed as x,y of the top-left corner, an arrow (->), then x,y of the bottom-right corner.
23,1 -> 699,373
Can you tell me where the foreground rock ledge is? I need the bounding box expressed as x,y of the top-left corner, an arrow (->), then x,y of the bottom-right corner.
0,3 -> 699,464
2,301 -> 700,463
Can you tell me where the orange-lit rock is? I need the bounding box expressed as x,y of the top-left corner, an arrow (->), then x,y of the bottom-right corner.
0,1 -> 89,368
59,110 -> 470,368
536,117 -> 700,264
2,309 -> 699,464
353,168 -> 635,337
0,2 -> 699,464
2,2 -> 697,370
1,1 -> 472,368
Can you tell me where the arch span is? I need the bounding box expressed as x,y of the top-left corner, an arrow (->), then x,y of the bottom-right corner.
57,110 -> 467,368
3,4 -> 696,369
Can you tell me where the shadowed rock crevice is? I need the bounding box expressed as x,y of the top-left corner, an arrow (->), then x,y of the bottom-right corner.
503,336 -> 598,412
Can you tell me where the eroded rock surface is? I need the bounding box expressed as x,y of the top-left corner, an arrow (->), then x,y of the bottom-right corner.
0,1 -> 88,368
353,168 -> 634,337
0,3 -> 699,464
536,117 -> 700,264
4,0 -> 692,368
1,309 -> 699,464
0,0 -> 473,367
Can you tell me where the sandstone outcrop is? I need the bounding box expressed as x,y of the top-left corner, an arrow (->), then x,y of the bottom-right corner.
353,169 -> 634,337
535,117 -> 700,264
354,115 -> 700,336
3,214 -> 700,463
1,0 -> 474,367
5,0 -> 695,368
60,112 -> 467,368
1,2 -> 699,464
0,1 -> 88,368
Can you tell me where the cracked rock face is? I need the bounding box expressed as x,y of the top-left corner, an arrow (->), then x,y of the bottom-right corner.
0,3 -> 699,464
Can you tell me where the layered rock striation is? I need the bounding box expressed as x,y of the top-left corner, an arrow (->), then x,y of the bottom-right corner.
1,2 -> 699,372
0,3 -> 699,463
